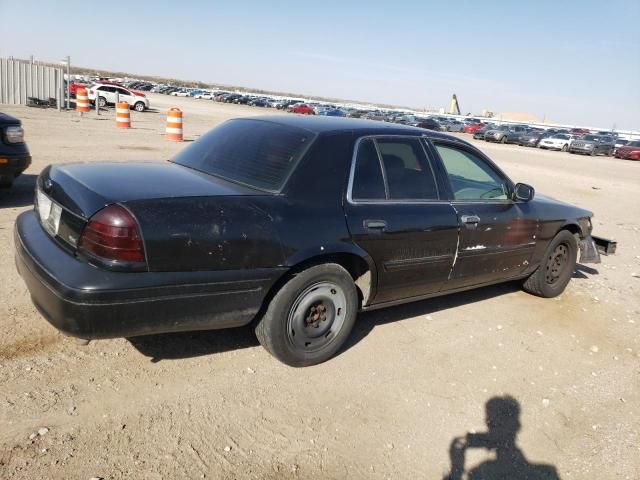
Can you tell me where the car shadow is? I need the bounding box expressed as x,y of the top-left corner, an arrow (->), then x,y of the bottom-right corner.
0,174 -> 37,209
129,281 -> 521,363
128,326 -> 260,363
573,263 -> 599,279
342,281 -> 521,354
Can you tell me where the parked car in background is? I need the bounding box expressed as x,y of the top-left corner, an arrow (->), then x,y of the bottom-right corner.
318,108 -> 346,117
224,94 -> 242,103
415,118 -> 441,131
0,113 -> 31,188
443,120 -> 465,132
362,111 -> 386,121
569,135 -> 615,156
519,131 -> 549,147
614,139 -> 629,149
287,103 -> 315,115
613,140 -> 640,160
194,92 -> 215,100
484,125 -> 511,143
473,124 -> 495,140
570,128 -> 590,136
464,123 -> 485,134
68,82 -> 89,98
87,85 -> 150,112
539,134 -> 575,151
15,116 -> 604,367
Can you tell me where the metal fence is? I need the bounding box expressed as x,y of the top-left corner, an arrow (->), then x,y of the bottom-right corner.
0,57 -> 65,109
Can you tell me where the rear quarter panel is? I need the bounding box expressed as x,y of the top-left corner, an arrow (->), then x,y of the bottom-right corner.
125,197 -> 286,272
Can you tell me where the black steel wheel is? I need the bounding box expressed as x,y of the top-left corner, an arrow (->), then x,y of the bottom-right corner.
545,244 -> 569,285
286,282 -> 347,353
523,230 -> 577,298
255,263 -> 358,367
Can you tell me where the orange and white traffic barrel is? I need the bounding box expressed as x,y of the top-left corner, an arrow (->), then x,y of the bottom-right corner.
116,102 -> 131,128
75,87 -> 90,112
166,108 -> 183,141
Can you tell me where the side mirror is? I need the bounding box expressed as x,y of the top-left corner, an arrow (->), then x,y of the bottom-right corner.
514,183 -> 535,202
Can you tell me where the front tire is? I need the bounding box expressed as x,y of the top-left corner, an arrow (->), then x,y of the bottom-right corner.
501,136 -> 507,144
561,144 -> 568,152
255,264 -> 358,367
134,101 -> 145,112
523,230 -> 577,298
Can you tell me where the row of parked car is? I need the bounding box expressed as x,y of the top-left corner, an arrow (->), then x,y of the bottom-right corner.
65,78 -> 638,160
467,122 -> 638,158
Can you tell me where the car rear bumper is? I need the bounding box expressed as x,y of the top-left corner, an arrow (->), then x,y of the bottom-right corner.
15,211 -> 285,340
0,153 -> 31,182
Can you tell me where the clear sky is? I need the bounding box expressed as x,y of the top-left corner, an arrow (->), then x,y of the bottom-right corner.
1,1 -> 639,129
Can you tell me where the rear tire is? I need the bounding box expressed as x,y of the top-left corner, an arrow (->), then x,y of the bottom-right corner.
255,264 -> 358,367
98,96 -> 107,108
523,230 -> 577,298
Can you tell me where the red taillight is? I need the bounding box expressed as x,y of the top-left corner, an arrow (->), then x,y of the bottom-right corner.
89,89 -> 94,95
78,204 -> 145,264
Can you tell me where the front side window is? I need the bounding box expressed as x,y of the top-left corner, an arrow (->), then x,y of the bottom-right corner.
171,119 -> 314,192
435,144 -> 509,200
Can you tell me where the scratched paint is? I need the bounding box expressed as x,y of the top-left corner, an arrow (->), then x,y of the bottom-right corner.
464,245 -> 487,251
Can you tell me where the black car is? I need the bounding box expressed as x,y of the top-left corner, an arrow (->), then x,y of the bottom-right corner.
415,118 -> 441,131
0,113 -> 31,188
569,135 -> 616,156
15,116 -> 604,366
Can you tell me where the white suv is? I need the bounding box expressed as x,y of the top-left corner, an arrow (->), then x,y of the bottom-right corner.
87,84 -> 150,112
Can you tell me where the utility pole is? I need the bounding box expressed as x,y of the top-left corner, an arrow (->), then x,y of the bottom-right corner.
66,56 -> 70,109
60,56 -> 70,109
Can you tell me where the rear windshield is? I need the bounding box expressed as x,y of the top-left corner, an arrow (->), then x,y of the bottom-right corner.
171,119 -> 315,192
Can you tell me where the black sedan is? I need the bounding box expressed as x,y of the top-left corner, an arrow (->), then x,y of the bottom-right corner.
415,118 -> 441,131
15,116 -> 604,366
1,113 -> 31,188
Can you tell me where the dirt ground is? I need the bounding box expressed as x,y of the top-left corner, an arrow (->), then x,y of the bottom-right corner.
1,94 -> 638,479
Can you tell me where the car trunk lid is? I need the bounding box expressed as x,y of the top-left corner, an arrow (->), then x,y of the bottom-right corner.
35,161 -> 264,252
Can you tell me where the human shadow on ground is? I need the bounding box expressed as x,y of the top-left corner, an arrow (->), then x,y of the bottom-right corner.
443,395 -> 560,480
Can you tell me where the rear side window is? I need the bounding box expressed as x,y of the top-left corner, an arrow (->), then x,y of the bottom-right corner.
376,138 -> 438,200
171,119 -> 314,191
352,139 -> 386,200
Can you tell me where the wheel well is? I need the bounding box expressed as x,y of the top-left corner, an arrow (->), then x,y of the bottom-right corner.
561,224 -> 579,235
255,253 -> 372,326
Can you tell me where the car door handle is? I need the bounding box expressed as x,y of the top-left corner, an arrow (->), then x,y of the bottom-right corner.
364,219 -> 387,230
461,215 -> 480,224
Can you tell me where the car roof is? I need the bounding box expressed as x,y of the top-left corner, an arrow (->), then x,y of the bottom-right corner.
238,115 -> 471,144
